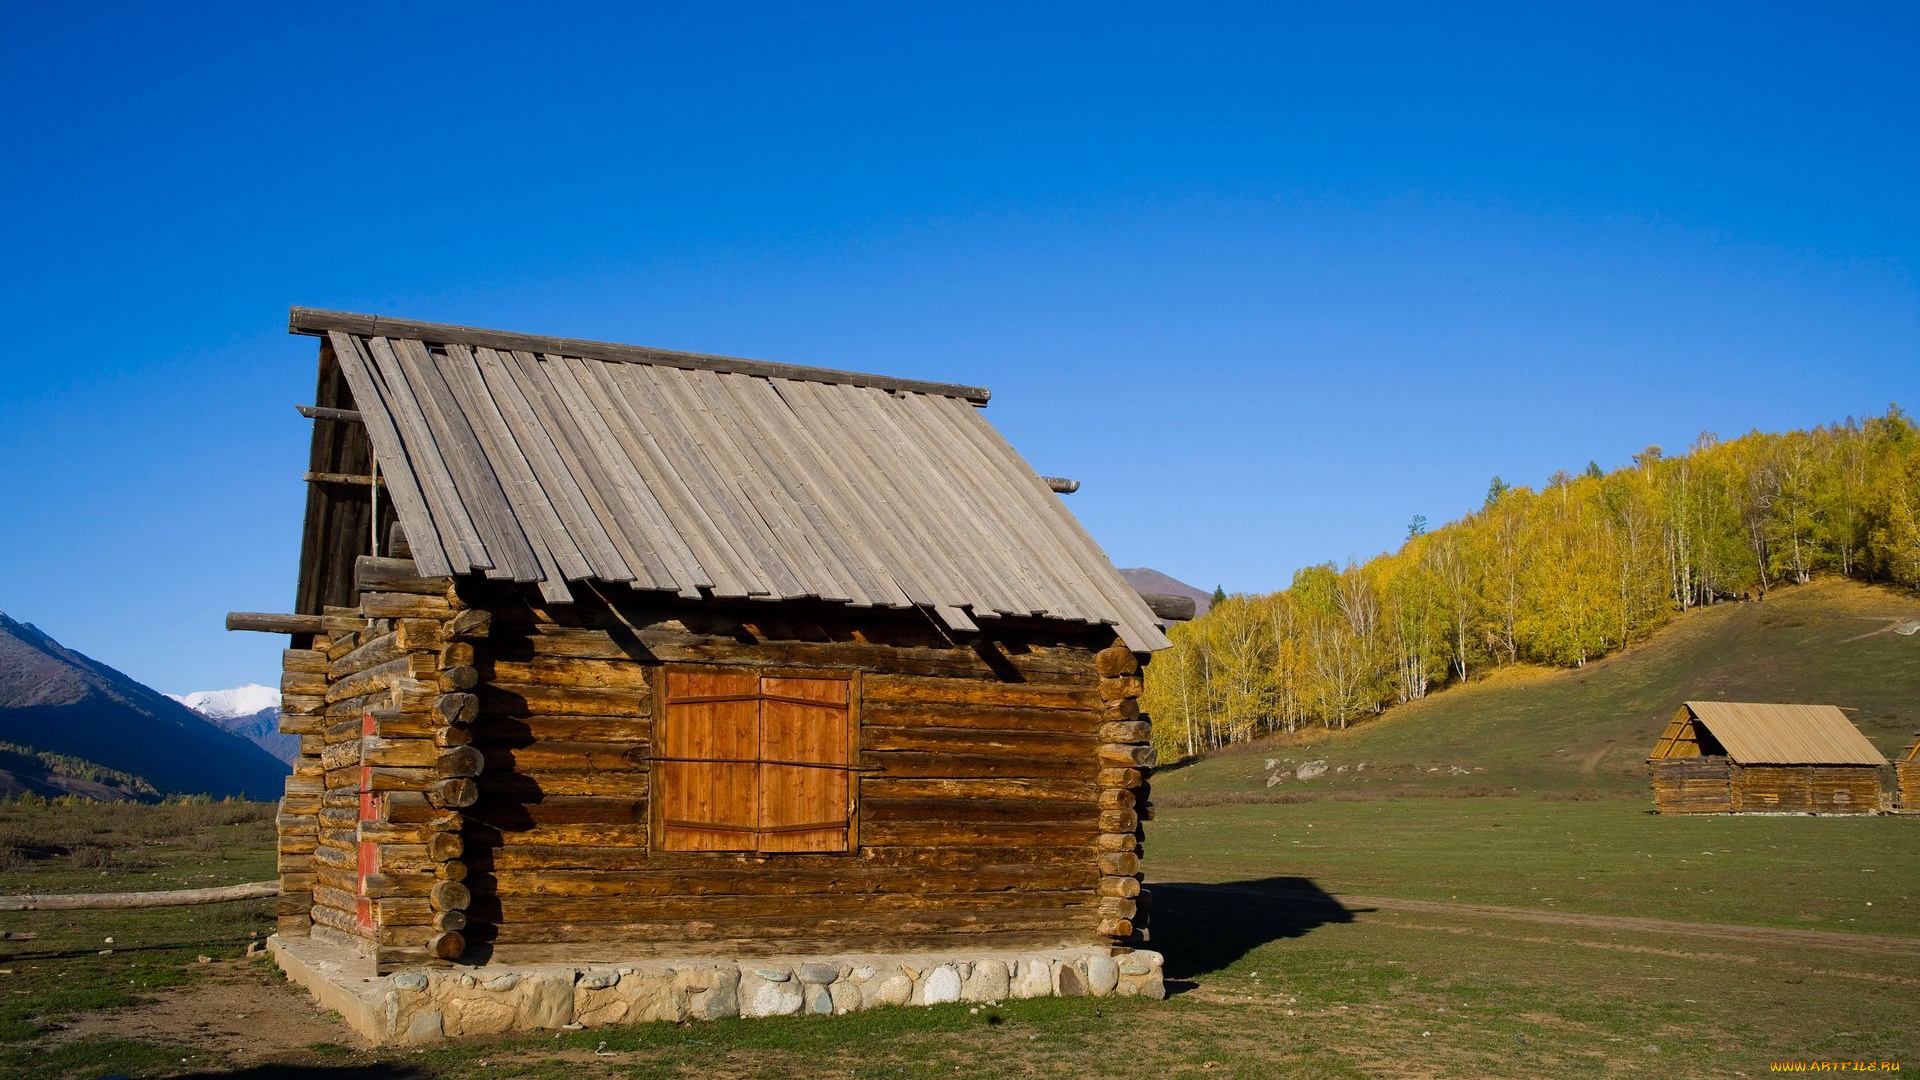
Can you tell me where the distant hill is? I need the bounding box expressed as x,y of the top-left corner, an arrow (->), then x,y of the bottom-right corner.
0,612 -> 289,799
1118,568 -> 1213,617
169,684 -> 298,765
1154,578 -> 1920,803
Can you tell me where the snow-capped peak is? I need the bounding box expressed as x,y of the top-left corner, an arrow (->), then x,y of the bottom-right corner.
169,683 -> 281,720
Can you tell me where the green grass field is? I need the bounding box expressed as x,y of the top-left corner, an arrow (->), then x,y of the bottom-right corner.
1,579 -> 1916,1078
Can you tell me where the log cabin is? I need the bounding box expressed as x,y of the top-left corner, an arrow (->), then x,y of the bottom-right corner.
241,308 -> 1178,1039
1647,701 -> 1888,814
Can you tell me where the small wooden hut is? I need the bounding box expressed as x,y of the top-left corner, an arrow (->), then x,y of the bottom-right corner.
1898,737 -> 1920,812
239,309 -> 1179,1032
1647,701 -> 1887,814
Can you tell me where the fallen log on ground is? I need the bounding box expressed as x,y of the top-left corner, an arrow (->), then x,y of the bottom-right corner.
0,880 -> 280,911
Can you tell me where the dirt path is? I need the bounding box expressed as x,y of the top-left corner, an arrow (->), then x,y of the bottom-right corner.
1226,884 -> 1920,958
51,956 -> 366,1064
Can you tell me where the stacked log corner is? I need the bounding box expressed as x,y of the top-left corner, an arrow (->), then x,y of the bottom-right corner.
277,555 -> 490,972
1093,644 -> 1151,944
1899,743 -> 1920,813
276,641 -> 327,936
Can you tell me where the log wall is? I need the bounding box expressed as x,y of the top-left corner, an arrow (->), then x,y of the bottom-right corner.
1730,764 -> 1882,814
276,555 -> 493,971
457,586 -> 1151,964
1648,757 -> 1732,814
1899,754 -> 1920,812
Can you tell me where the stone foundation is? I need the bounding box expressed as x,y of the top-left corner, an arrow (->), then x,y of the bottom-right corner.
270,934 -> 1165,1045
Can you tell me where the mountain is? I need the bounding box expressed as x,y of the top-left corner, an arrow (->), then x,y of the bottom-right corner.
1118,568 -> 1213,618
0,611 -> 289,799
169,684 -> 299,765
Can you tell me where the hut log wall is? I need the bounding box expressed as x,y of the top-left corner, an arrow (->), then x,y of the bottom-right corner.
1729,764 -> 1882,814
1649,757 -> 1733,814
460,586 -> 1145,963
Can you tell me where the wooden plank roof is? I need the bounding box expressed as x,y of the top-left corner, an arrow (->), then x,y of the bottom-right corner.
1677,702 -> 1887,766
291,308 -> 1171,652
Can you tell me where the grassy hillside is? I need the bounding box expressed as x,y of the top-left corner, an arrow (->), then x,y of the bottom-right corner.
1154,578 -> 1920,803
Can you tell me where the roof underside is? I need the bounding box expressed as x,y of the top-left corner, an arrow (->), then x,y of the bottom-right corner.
1682,701 -> 1887,766
294,308 -> 1171,652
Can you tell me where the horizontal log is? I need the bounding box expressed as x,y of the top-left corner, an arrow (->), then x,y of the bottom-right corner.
1097,768 -> 1142,788
859,821 -> 1097,847
485,656 -> 652,690
480,684 -> 646,718
479,741 -> 648,774
297,403 -> 363,423
0,880 -> 278,911
1099,808 -> 1139,832
227,611 -> 325,635
429,930 -> 466,960
390,677 -> 439,710
1094,645 -> 1139,677
466,795 -> 647,827
284,648 -> 330,675
1098,876 -> 1141,899
1097,743 -> 1154,768
1097,721 -> 1151,743
862,751 -> 1096,781
473,770 -> 648,799
860,797 -> 1093,826
1098,676 -> 1143,702
327,656 -> 411,704
291,307 -> 994,402
356,556 -> 452,596
362,592 -> 454,618
861,726 -> 1093,758
471,843 -> 1089,874
306,470 -> 385,487
861,700 -> 1101,734
864,675 -> 1099,711
329,631 -> 405,680
396,618 -> 448,651
358,819 -> 459,844
279,713 -> 324,736
1136,593 -> 1196,622
282,693 -> 325,715
1097,917 -> 1133,939
449,608 -> 492,639
469,887 -> 1094,926
859,777 -> 1095,803
439,642 -> 476,668
472,906 -> 1093,946
1096,851 -> 1139,876
470,863 -> 1095,899
472,712 -> 651,743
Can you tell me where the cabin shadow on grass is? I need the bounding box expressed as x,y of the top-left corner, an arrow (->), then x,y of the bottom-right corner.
1150,877 -> 1363,986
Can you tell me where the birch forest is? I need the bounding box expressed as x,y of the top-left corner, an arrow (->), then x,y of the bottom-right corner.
1142,407 -> 1920,761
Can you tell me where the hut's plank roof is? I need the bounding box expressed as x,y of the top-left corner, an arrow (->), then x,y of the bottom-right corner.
295,308 -> 1171,652
1680,701 -> 1887,766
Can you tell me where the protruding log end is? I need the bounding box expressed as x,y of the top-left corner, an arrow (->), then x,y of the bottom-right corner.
427,930 -> 466,960
1135,592 -> 1198,622
427,778 -> 479,809
1097,918 -> 1134,939
227,612 -> 326,635
435,745 -> 485,779
429,879 -> 471,913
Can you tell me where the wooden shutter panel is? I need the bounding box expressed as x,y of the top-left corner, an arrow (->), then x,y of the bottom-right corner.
660,670 -> 760,851
757,676 -> 850,853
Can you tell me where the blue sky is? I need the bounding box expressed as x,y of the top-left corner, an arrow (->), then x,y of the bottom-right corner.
0,2 -> 1914,694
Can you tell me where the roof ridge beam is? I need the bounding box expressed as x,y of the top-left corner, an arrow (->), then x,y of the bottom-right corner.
289,307 -> 991,404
